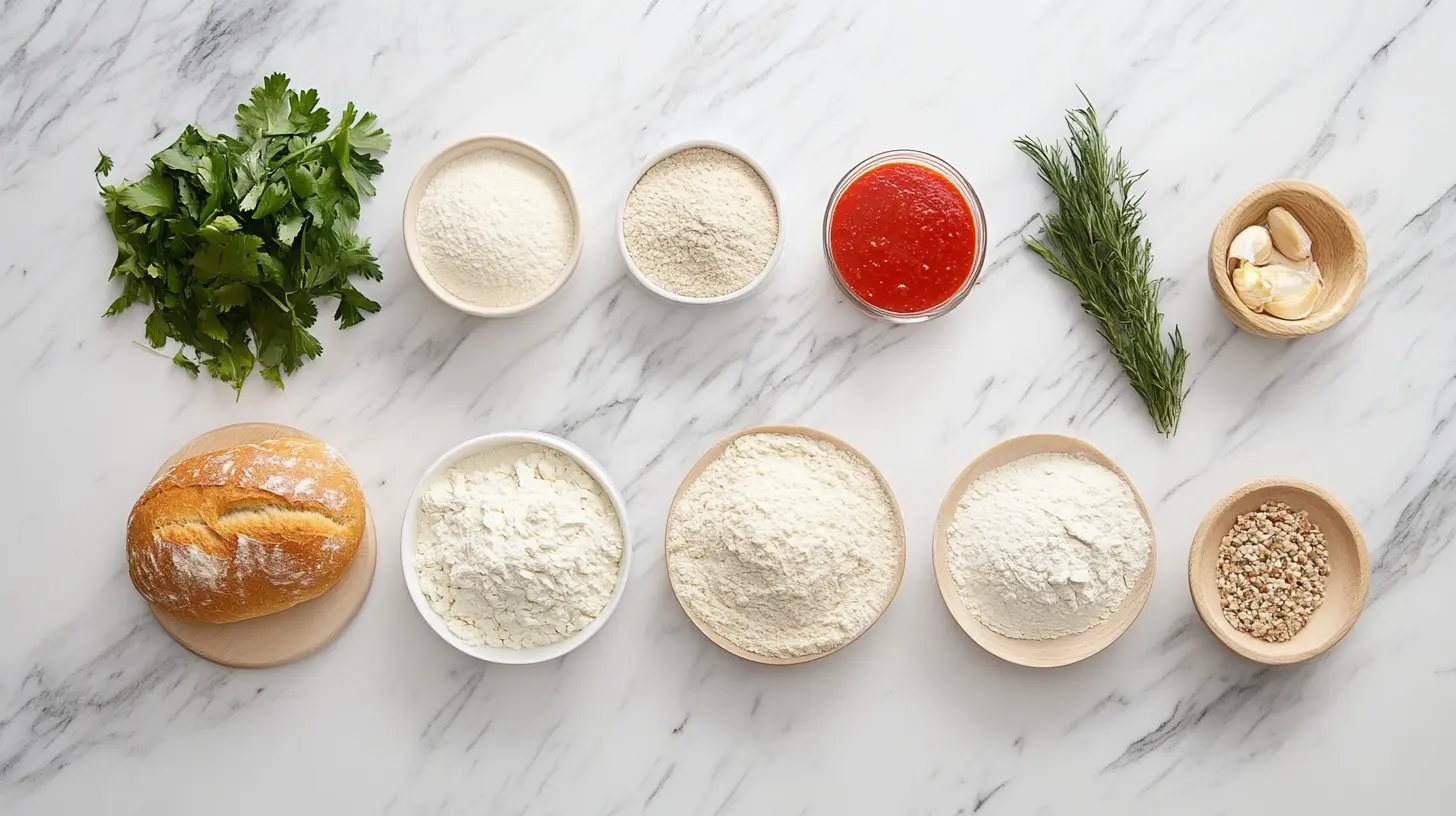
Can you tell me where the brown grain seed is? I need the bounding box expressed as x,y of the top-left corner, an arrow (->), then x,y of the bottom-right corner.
1215,502 -> 1329,644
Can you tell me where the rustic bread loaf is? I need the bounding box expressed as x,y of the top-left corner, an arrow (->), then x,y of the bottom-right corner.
126,438 -> 365,623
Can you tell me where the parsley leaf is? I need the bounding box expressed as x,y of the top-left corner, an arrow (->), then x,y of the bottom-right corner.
235,73 -> 294,137
117,171 -> 176,216
97,73 -> 389,394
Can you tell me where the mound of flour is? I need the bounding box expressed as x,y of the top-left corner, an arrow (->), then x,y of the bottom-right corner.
414,149 -> 575,307
667,432 -> 901,658
947,452 -> 1152,640
414,443 -> 623,648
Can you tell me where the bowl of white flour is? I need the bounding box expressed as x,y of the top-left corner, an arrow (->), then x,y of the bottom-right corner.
401,431 -> 631,664
931,433 -> 1157,668
404,136 -> 583,317
665,425 -> 905,664
618,141 -> 783,305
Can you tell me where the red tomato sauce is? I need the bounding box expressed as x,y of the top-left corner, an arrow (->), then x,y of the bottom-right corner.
829,162 -> 977,314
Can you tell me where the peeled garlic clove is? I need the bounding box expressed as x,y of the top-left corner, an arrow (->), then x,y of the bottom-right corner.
1228,225 -> 1272,265
1261,262 -> 1322,320
1266,264 -> 1316,295
1231,261 -> 1273,312
1265,279 -> 1321,320
1267,207 -> 1312,261
1265,247 -> 1313,273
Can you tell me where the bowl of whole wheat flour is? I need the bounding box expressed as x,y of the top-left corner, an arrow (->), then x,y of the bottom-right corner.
401,432 -> 631,664
404,136 -> 583,317
618,140 -> 783,305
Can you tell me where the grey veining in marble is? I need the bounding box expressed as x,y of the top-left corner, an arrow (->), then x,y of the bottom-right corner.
3,0 -> 1455,813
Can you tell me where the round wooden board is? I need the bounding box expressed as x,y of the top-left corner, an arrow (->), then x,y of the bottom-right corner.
141,422 -> 378,669
931,434 -> 1157,668
1187,478 -> 1369,665
664,425 -> 907,666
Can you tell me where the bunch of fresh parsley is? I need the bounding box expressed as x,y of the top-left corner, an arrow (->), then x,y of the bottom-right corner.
96,73 -> 390,393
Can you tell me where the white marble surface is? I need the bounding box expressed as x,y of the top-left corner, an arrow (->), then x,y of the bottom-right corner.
3,0 -> 1455,812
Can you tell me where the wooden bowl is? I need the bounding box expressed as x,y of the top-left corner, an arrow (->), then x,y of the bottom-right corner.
931,434 -> 1157,668
664,425 -> 906,665
143,423 -> 378,668
1207,180 -> 1367,338
1188,478 -> 1369,665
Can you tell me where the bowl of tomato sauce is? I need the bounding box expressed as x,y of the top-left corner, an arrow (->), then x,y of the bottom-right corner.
823,150 -> 986,323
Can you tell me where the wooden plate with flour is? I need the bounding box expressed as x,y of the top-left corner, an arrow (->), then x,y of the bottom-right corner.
142,422 -> 377,668
665,425 -> 906,666
932,434 -> 1156,668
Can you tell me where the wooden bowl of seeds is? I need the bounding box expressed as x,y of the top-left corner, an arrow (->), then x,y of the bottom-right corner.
1188,478 -> 1369,665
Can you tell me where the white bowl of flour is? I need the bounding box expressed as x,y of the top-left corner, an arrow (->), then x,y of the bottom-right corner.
401,432 -> 631,664
404,136 -> 583,317
618,140 -> 783,305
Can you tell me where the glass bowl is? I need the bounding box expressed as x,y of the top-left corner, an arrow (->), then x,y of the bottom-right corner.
822,149 -> 987,323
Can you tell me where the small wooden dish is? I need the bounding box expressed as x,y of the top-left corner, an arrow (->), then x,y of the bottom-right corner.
664,425 -> 906,665
1188,478 -> 1368,665
932,434 -> 1157,668
1208,179 -> 1367,338
142,422 -> 377,668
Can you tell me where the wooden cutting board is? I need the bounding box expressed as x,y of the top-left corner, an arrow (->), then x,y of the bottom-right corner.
140,422 -> 377,668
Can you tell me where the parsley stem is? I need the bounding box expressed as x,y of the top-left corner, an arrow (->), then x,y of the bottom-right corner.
274,140 -> 327,166
131,340 -> 171,359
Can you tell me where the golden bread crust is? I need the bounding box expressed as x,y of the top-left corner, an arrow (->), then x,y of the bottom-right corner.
126,438 -> 365,623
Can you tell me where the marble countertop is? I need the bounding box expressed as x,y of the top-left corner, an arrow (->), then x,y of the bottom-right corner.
4,1 -> 1455,813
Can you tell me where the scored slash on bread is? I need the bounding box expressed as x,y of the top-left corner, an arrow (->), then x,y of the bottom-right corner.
126,438 -> 366,623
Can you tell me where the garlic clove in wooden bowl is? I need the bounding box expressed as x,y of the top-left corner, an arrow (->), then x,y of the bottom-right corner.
1187,478 -> 1369,665
1208,180 -> 1367,339
931,434 -> 1157,668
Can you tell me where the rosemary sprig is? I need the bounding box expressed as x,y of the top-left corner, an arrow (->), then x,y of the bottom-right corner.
1014,96 -> 1189,437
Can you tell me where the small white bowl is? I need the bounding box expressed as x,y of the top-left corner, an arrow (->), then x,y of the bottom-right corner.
400,431 -> 632,664
616,140 -> 783,305
403,136 -> 584,318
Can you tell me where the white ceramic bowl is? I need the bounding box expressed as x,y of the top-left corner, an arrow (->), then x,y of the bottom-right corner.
616,140 -> 784,305
403,136 -> 584,318
400,431 -> 632,664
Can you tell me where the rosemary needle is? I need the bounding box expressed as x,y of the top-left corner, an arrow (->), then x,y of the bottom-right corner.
1015,95 -> 1189,437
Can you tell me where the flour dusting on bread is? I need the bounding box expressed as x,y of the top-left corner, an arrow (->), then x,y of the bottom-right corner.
153,438 -> 355,515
